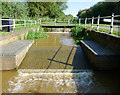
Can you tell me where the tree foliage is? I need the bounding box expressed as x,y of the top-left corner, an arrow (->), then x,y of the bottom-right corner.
2,2 -> 68,19
77,2 -> 120,18
2,2 -> 28,19
27,2 -> 68,19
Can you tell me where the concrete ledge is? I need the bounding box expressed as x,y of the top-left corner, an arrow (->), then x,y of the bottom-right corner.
80,40 -> 120,70
0,40 -> 34,70
0,27 -> 38,46
83,28 -> 120,54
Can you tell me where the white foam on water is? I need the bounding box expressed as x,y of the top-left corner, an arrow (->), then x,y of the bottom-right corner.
6,69 -> 110,93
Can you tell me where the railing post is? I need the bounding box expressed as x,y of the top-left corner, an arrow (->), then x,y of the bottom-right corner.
31,20 -> 32,26
24,20 -> 26,27
110,13 -> 114,34
85,18 -> 87,28
55,18 -> 56,25
97,15 -> 100,31
79,18 -> 81,26
91,17 -> 94,28
13,19 -> 15,31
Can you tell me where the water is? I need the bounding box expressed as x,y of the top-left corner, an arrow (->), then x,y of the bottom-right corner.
1,33 -> 120,94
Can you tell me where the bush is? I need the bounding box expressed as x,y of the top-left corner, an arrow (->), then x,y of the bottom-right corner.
35,26 -> 48,38
27,27 -> 48,40
71,25 -> 91,45
27,30 -> 35,40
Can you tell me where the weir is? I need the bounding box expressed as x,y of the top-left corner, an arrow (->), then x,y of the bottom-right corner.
1,28 -> 120,94
41,25 -> 75,33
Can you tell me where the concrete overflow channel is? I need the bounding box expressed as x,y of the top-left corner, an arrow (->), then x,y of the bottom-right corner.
0,25 -> 75,70
0,27 -> 39,70
0,25 -> 120,70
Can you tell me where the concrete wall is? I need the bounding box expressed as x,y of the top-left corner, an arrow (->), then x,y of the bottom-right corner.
44,28 -> 71,32
83,28 -> 120,54
0,26 -> 39,46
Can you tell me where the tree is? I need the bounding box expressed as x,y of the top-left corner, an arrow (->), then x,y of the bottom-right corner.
2,2 -> 28,19
77,2 -> 120,18
27,2 -> 68,19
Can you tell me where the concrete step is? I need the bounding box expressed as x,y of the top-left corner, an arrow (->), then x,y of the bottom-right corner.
0,40 -> 34,70
80,40 -> 120,70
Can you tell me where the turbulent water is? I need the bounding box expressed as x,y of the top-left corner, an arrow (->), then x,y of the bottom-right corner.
7,70 -> 94,93
2,33 -> 120,94
4,69 -> 111,93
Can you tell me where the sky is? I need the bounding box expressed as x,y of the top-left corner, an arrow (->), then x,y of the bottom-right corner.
64,0 -> 102,17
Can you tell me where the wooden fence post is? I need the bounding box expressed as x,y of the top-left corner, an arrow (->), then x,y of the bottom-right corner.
85,18 -> 87,28
79,18 -> 81,26
13,19 -> 15,31
110,13 -> 114,34
91,17 -> 94,28
97,15 -> 100,31
24,20 -> 26,27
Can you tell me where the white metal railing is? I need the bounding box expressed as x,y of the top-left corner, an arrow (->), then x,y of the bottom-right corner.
0,19 -> 41,31
79,13 -> 120,34
1,13 -> 119,33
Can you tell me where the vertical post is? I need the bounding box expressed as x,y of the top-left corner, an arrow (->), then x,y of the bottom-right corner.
85,18 -> 87,28
110,13 -> 114,34
91,17 -> 94,28
13,19 -> 15,31
55,18 -> 56,25
35,20 -> 36,25
31,20 -> 32,26
79,18 -> 81,26
97,15 -> 100,31
24,20 -> 26,27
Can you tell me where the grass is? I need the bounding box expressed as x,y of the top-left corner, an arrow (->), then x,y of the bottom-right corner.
0,22 -> 119,36
27,26 -> 48,40
15,24 -> 39,32
0,32 -> 10,36
78,24 -> 120,36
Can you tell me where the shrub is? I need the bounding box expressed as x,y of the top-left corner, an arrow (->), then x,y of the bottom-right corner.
71,25 -> 91,45
27,30 -> 35,40
18,35 -> 21,40
35,26 -> 48,38
24,34 -> 26,40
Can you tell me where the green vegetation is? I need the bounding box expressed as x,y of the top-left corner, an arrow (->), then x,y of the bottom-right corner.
27,26 -> 48,40
27,30 -> 35,40
24,34 -> 26,40
15,24 -> 39,32
0,32 -> 10,36
35,26 -> 48,38
77,2 -> 120,18
71,26 -> 91,45
2,2 -> 28,19
1,2 -> 69,20
18,35 -> 21,40
85,26 -> 120,36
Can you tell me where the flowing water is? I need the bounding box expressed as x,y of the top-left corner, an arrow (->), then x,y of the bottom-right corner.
1,33 -> 120,94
